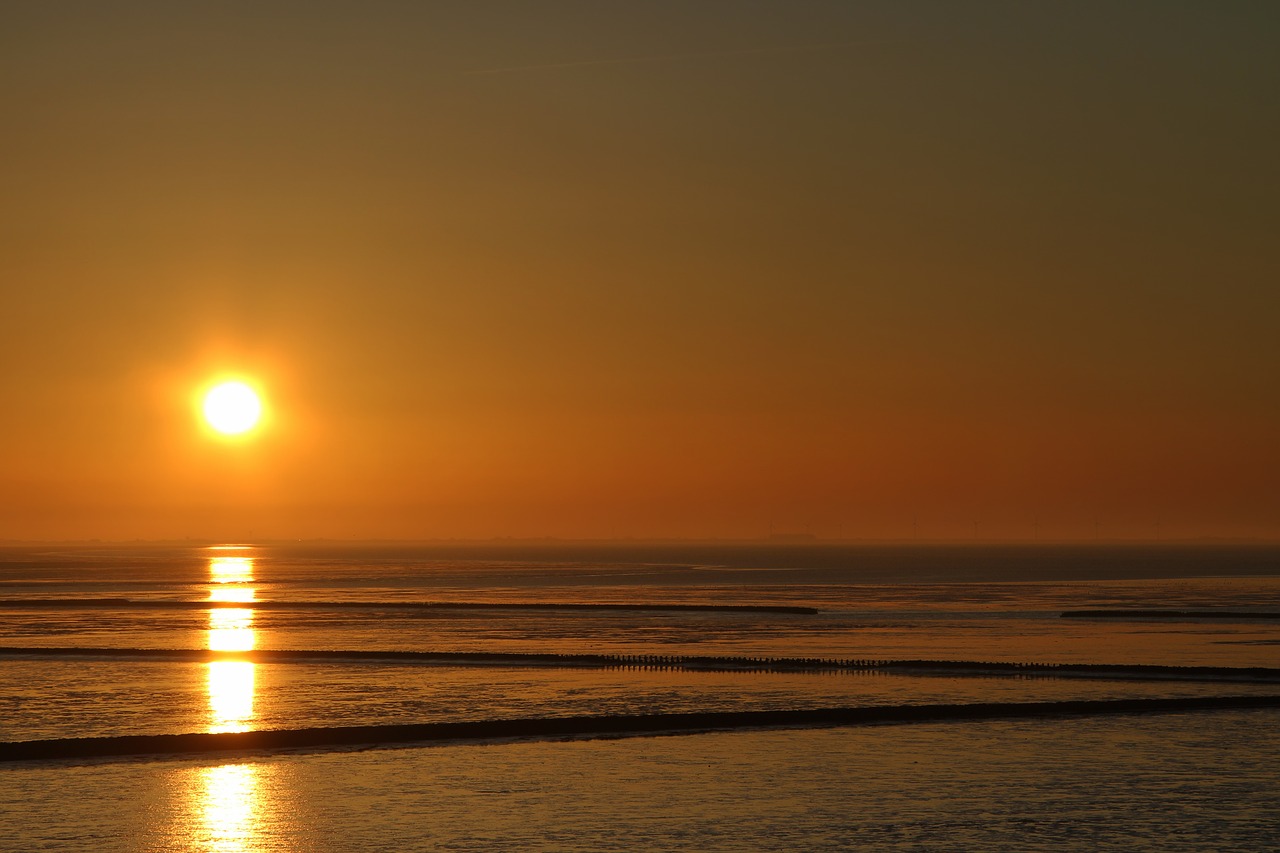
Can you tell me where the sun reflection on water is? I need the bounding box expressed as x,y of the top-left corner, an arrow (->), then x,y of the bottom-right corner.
210,556 -> 254,584
207,662 -> 256,734
208,606 -> 256,654
206,554 -> 257,733
196,552 -> 265,852
200,763 -> 260,853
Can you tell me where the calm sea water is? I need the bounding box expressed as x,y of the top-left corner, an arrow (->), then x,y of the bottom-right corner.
2,543 -> 1278,850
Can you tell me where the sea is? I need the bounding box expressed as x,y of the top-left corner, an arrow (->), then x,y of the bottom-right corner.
1,542 -> 1278,851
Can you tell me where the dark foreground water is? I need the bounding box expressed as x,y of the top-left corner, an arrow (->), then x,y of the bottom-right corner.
2,543 -> 1278,849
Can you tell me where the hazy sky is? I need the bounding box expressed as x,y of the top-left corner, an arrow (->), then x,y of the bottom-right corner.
2,1 -> 1277,541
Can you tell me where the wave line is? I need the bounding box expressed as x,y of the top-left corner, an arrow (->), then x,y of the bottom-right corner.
0,598 -> 817,615
6,696 -> 1280,763
3,647 -> 1279,682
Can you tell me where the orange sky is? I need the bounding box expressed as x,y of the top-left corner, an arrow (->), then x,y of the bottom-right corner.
2,2 -> 1277,541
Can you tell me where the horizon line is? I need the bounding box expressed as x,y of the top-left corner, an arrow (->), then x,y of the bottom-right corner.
2,536 -> 1278,548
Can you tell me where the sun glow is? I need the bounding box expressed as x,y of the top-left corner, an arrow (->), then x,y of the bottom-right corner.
202,381 -> 262,435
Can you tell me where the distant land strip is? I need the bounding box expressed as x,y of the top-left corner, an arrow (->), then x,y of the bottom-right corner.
5,696 -> 1280,763
1062,609 -> 1280,620
0,598 -> 816,615
3,646 -> 1279,683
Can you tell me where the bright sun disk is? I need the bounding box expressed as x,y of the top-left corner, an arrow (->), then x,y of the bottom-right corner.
203,382 -> 262,435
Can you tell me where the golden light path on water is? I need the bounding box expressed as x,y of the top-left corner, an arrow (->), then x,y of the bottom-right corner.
200,551 -> 262,853
207,555 -> 256,732
199,763 -> 261,853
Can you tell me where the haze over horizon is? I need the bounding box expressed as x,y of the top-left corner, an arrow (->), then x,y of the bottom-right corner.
2,2 -> 1277,543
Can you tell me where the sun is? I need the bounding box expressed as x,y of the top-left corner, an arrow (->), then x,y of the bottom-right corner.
202,381 -> 263,435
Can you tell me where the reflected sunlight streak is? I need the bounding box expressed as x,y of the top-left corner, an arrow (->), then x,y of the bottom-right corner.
208,607 -> 256,653
200,763 -> 260,853
207,554 -> 257,735
210,556 -> 254,584
210,587 -> 255,604
207,662 -> 256,734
